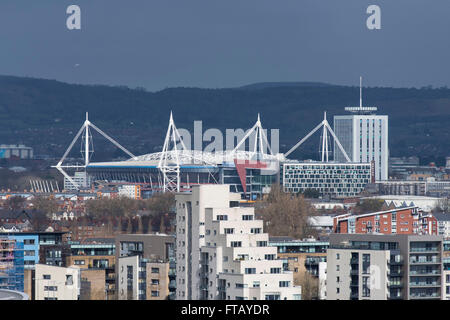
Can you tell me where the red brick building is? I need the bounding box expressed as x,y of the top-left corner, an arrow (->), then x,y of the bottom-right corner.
333,206 -> 438,235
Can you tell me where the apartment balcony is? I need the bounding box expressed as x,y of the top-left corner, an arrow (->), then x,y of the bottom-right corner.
388,270 -> 403,277
409,270 -> 441,276
409,293 -> 441,299
410,248 -> 440,253
387,282 -> 403,288
350,292 -> 359,300
350,269 -> 359,275
409,282 -> 440,287
350,257 -> 359,264
388,258 -> 404,266
409,258 -> 441,265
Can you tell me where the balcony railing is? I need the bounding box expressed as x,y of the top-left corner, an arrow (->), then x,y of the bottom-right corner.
409,270 -> 441,275
409,282 -> 440,287
409,258 -> 441,264
409,293 -> 440,299
410,247 -> 440,253
388,270 -> 403,277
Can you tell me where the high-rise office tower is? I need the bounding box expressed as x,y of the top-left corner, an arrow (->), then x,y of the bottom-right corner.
333,77 -> 388,181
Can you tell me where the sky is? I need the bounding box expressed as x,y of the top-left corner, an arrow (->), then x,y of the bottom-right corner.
0,0 -> 449,91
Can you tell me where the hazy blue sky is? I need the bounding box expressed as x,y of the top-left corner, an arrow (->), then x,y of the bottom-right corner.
0,0 -> 449,91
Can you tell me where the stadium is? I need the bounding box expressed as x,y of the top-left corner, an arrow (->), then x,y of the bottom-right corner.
54,110 -> 372,200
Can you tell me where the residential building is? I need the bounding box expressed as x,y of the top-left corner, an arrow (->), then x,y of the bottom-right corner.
35,264 -> 80,300
118,184 -> 142,199
269,237 -> 328,280
444,257 -> 450,300
115,234 -> 175,300
79,269 -> 107,300
67,238 -> 116,300
326,233 -> 444,300
282,161 -> 372,198
434,213 -> 450,239
0,237 -> 24,292
176,184 -> 301,300
333,206 -> 438,235
64,171 -> 91,191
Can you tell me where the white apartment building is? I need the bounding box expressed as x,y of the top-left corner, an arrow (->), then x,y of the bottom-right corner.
118,184 -> 141,199
176,184 -> 301,300
334,110 -> 388,181
63,171 -> 91,191
35,264 -> 81,300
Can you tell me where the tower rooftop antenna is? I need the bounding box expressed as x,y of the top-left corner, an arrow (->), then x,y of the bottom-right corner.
345,76 -> 377,114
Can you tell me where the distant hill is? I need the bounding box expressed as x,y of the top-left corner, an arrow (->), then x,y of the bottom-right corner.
0,75 -> 449,165
236,82 -> 333,90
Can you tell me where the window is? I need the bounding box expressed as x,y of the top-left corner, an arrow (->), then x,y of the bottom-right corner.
231,241 -> 242,248
44,286 -> 57,291
362,277 -> 370,297
43,274 -> 51,280
279,281 -> 290,287
24,250 -> 35,256
224,228 -> 234,234
74,260 -> 85,265
242,215 -> 253,221
151,268 -> 159,274
256,241 -> 267,247
265,294 -> 280,300
336,253 -> 340,260
24,239 -> 35,245
265,254 -> 275,260
151,279 -> 159,285
245,268 -> 256,274
251,228 -> 261,234
362,254 -> 370,274
151,291 -> 159,297
270,268 -> 281,274
216,215 -> 228,221
65,275 -> 73,285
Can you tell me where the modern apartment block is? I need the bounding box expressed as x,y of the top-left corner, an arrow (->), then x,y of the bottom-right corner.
282,161 -> 373,198
334,108 -> 388,181
68,239 -> 116,300
333,206 -> 438,235
115,234 -> 175,300
326,233 -> 444,300
444,257 -> 450,300
0,237 -> 24,292
35,264 -> 81,300
434,213 -> 450,239
176,184 -> 301,300
118,184 -> 142,199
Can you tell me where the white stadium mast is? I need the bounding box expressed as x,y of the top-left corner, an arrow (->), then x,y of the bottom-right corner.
231,113 -> 273,159
285,111 -> 351,162
157,111 -> 188,193
53,112 -> 137,189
